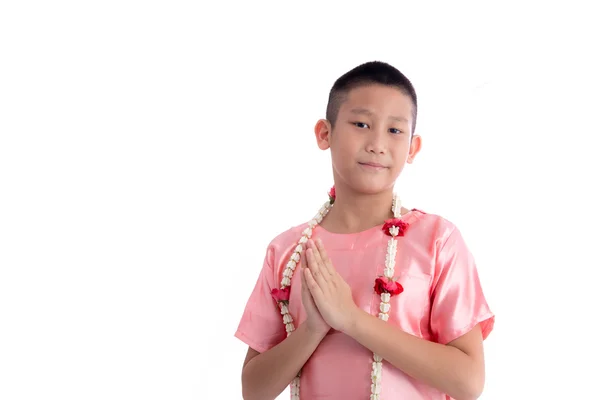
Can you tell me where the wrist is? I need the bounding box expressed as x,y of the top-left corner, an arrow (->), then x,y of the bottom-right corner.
341,305 -> 364,336
302,321 -> 330,340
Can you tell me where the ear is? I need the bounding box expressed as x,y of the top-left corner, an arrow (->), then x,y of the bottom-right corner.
406,134 -> 422,164
314,119 -> 332,150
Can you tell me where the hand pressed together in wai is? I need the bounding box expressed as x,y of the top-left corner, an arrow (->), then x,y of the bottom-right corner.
300,238 -> 359,334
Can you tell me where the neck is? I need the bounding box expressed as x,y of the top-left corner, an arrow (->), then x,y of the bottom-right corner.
321,186 -> 398,234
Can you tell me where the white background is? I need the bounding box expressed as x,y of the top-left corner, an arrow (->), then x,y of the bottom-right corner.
1,1 -> 599,399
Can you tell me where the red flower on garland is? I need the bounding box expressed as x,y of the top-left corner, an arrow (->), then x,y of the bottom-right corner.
374,277 -> 404,296
382,218 -> 409,237
328,186 -> 336,204
271,287 -> 290,303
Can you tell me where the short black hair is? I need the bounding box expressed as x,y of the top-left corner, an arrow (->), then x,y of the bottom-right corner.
326,61 -> 418,134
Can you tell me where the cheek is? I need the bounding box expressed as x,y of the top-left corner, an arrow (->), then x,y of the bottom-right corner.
331,152 -> 351,173
331,141 -> 357,163
393,144 -> 411,161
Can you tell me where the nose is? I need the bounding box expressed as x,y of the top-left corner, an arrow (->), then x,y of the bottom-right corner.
365,127 -> 386,155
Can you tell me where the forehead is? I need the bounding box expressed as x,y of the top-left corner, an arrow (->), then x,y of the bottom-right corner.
339,84 -> 413,120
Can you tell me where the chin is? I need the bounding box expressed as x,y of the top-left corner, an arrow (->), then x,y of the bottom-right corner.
348,178 -> 394,195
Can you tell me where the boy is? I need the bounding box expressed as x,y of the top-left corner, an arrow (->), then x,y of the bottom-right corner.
235,61 -> 494,400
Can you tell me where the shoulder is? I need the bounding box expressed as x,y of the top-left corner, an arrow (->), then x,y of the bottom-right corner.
411,209 -> 478,278
263,221 -> 310,266
408,209 -> 461,245
249,222 -> 310,285
266,222 -> 309,250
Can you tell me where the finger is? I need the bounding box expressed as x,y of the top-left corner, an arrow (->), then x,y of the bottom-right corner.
306,247 -> 329,289
304,268 -> 325,303
300,257 -> 309,292
307,239 -> 327,273
314,238 -> 335,276
305,246 -> 320,275
300,243 -> 307,269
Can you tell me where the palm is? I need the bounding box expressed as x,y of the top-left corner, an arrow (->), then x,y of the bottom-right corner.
300,247 -> 329,335
304,238 -> 360,333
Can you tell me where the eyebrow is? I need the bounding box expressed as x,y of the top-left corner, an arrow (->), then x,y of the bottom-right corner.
349,108 -> 408,123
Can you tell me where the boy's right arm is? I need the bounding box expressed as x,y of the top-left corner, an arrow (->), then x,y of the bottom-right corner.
241,321 -> 327,400
242,247 -> 329,400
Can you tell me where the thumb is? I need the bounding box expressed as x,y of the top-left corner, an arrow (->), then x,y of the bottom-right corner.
300,244 -> 307,269
301,262 -> 308,291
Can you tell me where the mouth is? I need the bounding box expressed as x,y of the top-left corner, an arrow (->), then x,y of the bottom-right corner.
359,162 -> 388,170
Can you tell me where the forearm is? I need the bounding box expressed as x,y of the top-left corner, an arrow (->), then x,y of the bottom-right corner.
345,310 -> 482,400
242,322 -> 326,400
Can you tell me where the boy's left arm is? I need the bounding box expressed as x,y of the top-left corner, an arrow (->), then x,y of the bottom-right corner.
303,238 -> 489,400
346,308 -> 484,400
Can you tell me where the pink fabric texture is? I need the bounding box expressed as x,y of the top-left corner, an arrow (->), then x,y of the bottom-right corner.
235,210 -> 494,399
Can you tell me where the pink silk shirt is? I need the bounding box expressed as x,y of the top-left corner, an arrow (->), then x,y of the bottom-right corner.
235,210 -> 495,399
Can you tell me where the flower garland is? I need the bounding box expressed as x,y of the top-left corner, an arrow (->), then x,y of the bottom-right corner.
271,187 -> 408,400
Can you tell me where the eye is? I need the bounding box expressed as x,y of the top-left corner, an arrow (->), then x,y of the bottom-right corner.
353,122 -> 369,129
389,128 -> 403,134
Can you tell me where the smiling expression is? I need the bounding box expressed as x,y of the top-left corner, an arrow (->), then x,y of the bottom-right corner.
315,84 -> 421,195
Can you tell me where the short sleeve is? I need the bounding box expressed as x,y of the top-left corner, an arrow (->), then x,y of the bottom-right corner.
234,245 -> 286,353
430,227 -> 495,344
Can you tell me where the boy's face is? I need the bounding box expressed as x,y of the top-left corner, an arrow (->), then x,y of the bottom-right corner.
315,84 -> 421,195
